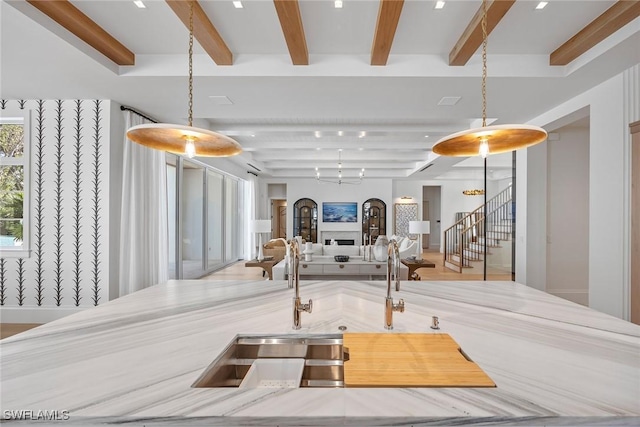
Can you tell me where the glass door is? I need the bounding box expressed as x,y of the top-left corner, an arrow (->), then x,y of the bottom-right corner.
181,160 -> 205,279
207,170 -> 224,270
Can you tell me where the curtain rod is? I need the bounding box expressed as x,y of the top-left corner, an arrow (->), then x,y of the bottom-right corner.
120,105 -> 158,124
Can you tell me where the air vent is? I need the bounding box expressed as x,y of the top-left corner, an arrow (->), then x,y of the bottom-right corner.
437,96 -> 461,106
419,164 -> 434,172
247,163 -> 261,172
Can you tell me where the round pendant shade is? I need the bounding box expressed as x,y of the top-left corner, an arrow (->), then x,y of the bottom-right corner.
432,124 -> 548,157
126,123 -> 242,157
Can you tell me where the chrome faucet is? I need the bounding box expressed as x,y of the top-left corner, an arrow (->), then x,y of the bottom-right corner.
385,239 -> 404,330
289,238 -> 312,329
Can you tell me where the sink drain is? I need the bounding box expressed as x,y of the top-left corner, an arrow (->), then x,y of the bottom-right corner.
338,325 -> 347,331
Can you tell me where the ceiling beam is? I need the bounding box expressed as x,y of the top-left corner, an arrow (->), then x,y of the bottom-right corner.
448,0 -> 516,66
26,0 -> 134,66
371,0 -> 405,66
550,1 -> 640,66
166,0 -> 233,66
273,0 -> 309,65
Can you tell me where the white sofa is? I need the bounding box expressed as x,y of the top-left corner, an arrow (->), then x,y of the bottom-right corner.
301,239 -> 416,259
388,235 -> 418,259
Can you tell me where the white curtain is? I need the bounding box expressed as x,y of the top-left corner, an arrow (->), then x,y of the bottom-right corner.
119,111 -> 169,296
245,173 -> 257,259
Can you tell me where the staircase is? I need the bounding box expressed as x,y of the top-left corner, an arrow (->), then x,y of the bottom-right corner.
443,186 -> 513,274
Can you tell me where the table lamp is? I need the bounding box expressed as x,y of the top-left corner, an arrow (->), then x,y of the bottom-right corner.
250,220 -> 272,261
409,220 -> 431,260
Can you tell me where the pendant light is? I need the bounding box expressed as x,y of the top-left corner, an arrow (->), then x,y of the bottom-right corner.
432,0 -> 547,157
126,1 -> 242,158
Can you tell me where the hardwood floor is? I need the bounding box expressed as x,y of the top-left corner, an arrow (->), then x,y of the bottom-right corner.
1,323 -> 41,340
0,251 -> 510,340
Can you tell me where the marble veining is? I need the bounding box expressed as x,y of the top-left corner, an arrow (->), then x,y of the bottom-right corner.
1,278 -> 639,426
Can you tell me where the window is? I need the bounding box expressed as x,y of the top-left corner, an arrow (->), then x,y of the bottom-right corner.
0,113 -> 30,257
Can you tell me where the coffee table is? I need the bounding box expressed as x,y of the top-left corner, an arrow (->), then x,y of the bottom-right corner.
401,258 -> 436,280
245,259 -> 279,280
272,256 -> 408,280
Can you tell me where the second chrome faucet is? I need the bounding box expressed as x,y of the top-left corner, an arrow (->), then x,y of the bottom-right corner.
385,239 -> 404,330
289,238 -> 312,330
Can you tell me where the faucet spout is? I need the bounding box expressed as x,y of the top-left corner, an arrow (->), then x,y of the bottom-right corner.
385,239 -> 404,330
289,239 -> 312,329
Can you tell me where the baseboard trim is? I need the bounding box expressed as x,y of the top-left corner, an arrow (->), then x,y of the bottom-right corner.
0,306 -> 85,323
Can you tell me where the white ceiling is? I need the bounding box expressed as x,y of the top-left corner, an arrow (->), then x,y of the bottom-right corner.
2,0 -> 638,181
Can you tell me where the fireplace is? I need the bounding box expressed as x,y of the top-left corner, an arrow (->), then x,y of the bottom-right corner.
321,231 -> 363,246
325,239 -> 355,246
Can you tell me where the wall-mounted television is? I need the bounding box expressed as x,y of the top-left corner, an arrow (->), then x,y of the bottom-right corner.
322,202 -> 357,223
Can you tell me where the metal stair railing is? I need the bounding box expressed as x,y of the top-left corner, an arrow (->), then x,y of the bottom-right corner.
443,186 -> 512,273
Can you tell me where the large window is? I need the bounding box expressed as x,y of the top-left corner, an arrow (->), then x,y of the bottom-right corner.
166,154 -> 245,279
0,114 -> 30,256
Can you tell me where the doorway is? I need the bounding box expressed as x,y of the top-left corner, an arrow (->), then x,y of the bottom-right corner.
272,199 -> 287,239
422,186 -> 442,250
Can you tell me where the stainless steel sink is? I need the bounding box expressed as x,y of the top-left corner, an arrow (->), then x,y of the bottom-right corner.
192,334 -> 346,388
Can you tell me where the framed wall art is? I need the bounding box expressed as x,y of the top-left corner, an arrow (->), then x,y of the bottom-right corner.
393,203 -> 418,237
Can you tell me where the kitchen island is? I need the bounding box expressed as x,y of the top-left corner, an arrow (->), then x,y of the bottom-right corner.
1,278 -> 639,426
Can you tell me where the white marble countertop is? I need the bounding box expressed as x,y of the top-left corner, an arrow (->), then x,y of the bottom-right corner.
1,278 -> 639,426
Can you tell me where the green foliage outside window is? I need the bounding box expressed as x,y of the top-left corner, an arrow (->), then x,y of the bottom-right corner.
0,124 -> 24,243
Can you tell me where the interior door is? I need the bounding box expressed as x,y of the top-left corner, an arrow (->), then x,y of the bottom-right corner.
271,199 -> 287,239
422,201 -> 430,249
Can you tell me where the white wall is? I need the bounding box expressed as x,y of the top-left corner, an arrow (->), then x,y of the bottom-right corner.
520,65 -> 639,319
546,127 -> 590,306
262,178 -> 392,241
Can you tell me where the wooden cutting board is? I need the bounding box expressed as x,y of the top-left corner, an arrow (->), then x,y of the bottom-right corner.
342,333 -> 495,388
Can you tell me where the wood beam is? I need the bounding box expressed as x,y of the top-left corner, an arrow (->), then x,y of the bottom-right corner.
26,0 -> 134,66
371,0 -> 405,66
448,0 -> 516,66
273,0 -> 308,65
166,0 -> 233,66
550,1 -> 640,66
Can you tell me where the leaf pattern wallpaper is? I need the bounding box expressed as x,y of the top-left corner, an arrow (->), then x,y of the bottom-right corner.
0,99 -> 108,309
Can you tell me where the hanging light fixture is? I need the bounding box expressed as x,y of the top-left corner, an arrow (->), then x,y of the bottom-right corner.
432,0 -> 547,158
315,149 -> 365,185
126,2 -> 242,158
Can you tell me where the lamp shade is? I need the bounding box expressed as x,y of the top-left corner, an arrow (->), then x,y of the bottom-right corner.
409,220 -> 431,234
250,220 -> 271,233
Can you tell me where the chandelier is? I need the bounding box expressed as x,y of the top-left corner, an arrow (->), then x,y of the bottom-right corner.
432,0 -> 547,157
126,1 -> 242,158
316,149 -> 365,185
462,189 -> 485,196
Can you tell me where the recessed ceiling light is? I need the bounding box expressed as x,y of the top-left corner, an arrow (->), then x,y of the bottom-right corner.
358,131 -> 366,138
316,147 -> 321,151
424,135 -> 429,138
314,131 -> 322,138
358,147 -> 364,151
250,134 -> 255,137
335,0 -> 343,9
434,1 -> 445,10
337,130 -> 344,137
233,1 -> 243,8
133,0 -> 146,8
535,1 -> 548,10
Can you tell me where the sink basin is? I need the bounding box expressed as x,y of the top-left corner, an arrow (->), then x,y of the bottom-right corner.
192,334 -> 346,388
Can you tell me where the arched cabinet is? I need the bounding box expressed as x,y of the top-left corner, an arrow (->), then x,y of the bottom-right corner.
293,198 -> 318,243
362,198 -> 386,243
